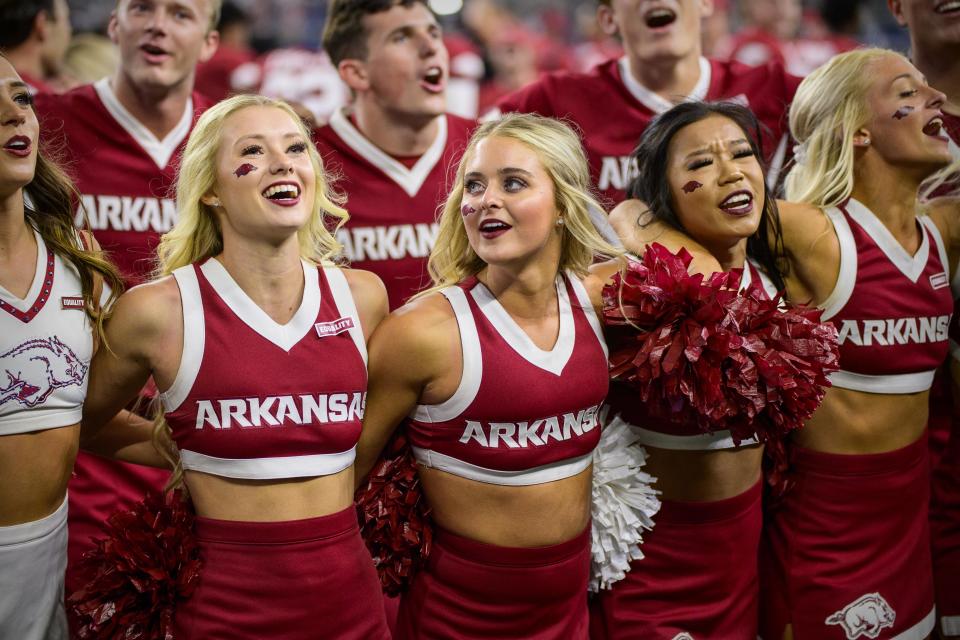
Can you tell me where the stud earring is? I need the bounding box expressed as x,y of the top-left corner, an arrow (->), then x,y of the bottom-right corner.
556,218 -> 564,227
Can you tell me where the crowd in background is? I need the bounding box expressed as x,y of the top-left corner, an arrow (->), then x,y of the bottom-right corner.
29,0 -> 910,122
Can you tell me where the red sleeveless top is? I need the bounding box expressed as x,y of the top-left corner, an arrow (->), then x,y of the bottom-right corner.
821,199 -> 952,394
405,273 -> 609,485
162,259 -> 367,479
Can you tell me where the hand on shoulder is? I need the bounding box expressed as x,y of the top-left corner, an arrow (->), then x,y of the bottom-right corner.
608,199 -> 721,276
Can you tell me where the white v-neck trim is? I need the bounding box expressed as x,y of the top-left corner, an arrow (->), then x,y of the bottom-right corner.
844,198 -> 929,283
0,227 -> 45,312
618,56 -> 711,114
328,107 -> 447,197
199,259 -> 320,352
93,77 -> 193,170
470,274 -> 574,376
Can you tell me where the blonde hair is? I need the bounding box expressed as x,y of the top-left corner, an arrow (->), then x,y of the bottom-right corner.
785,48 -> 909,207
420,113 -> 620,297
153,94 -> 347,488
157,94 -> 347,277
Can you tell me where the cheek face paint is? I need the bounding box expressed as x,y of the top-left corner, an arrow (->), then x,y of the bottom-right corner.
234,163 -> 256,178
893,106 -> 914,120
461,203 -> 476,216
682,180 -> 702,194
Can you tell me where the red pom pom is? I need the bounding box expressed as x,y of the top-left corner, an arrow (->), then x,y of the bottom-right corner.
67,490 -> 201,639
355,431 -> 433,596
603,244 -> 839,446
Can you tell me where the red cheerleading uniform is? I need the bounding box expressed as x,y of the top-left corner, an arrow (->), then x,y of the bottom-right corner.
396,273 -> 609,640
313,111 -> 475,309
162,259 -> 388,640
494,57 -> 800,206
33,80 -> 211,592
591,261 -> 773,640
759,198 -> 948,640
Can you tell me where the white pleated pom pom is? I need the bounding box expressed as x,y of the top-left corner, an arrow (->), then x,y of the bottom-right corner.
589,410 -> 661,592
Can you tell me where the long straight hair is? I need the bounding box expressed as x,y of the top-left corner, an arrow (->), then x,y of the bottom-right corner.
626,100 -> 787,292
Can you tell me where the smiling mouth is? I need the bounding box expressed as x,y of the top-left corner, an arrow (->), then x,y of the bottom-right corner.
262,184 -> 301,202
936,0 -> 960,15
719,191 -> 754,215
644,7 -> 677,28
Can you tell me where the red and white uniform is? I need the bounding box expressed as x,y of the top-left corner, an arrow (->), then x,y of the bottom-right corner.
34,79 -> 208,285
162,259 -> 388,639
821,199 -> 951,394
591,261 -> 774,640
396,273 -> 608,639
760,198 -> 948,640
33,79 -> 210,593
494,57 -> 800,206
314,110 -> 475,309
0,229 -> 92,640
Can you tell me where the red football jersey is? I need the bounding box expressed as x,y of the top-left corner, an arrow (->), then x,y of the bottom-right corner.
34,79 -> 210,286
32,80 -> 209,594
314,110 -> 476,309
822,199 -> 952,394
495,57 -> 801,206
406,273 -> 609,485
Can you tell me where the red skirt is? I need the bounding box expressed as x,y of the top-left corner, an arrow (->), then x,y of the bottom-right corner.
932,425 -> 960,637
174,505 -> 389,640
395,524 -> 591,639
589,480 -> 762,640
759,435 -> 935,640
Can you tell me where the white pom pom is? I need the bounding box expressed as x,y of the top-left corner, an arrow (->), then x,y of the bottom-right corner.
589,410 -> 660,592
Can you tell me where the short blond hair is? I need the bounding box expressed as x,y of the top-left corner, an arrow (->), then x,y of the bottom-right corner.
785,48 -> 909,207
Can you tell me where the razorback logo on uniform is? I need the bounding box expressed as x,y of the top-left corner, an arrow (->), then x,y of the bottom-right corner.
825,592 -> 896,640
336,223 -> 438,262
77,194 -> 177,233
836,315 -> 950,347
0,337 -> 87,407
194,392 -> 365,429
458,405 -> 600,448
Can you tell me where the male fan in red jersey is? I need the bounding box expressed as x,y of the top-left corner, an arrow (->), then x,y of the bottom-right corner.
493,0 -> 800,207
316,0 -> 475,309
33,0 -> 219,593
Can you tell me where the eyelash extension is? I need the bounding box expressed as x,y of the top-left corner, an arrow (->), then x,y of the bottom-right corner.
689,159 -> 711,170
289,142 -> 307,153
241,145 -> 262,155
733,149 -> 755,159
